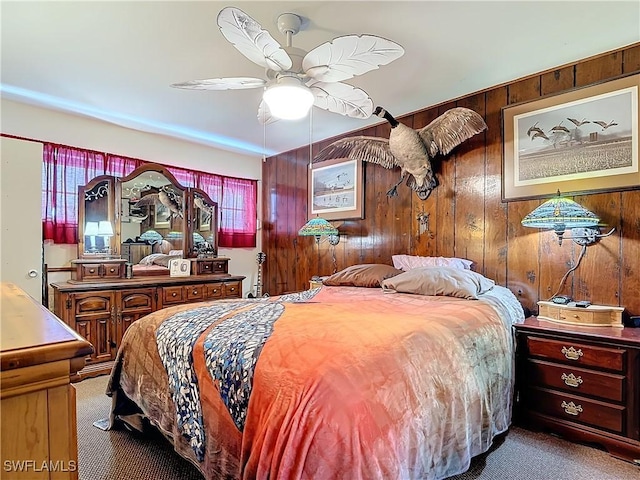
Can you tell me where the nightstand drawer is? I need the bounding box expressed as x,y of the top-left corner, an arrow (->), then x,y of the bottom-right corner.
526,359 -> 624,403
526,387 -> 625,434
526,336 -> 625,372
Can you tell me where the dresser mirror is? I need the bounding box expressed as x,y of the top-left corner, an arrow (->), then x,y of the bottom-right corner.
192,189 -> 218,257
77,164 -> 218,260
120,166 -> 186,255
78,176 -> 116,256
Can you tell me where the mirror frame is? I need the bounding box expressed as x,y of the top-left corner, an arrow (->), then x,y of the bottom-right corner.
189,187 -> 219,258
77,164 -> 220,260
78,175 -> 116,257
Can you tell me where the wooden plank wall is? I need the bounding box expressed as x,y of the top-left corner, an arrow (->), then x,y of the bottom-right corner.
261,43 -> 640,316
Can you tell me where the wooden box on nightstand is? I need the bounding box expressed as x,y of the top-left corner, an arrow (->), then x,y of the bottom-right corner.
537,301 -> 624,328
514,317 -> 640,463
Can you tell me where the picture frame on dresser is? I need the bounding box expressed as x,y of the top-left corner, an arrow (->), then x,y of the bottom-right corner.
502,73 -> 640,201
169,258 -> 191,277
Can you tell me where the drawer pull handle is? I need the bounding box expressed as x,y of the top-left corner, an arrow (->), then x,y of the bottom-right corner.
213,289 -> 218,293
192,290 -> 198,295
229,287 -> 235,292
110,268 -> 115,273
172,292 -> 177,297
89,268 -> 96,273
561,400 -> 583,416
561,346 -> 583,361
561,373 -> 583,388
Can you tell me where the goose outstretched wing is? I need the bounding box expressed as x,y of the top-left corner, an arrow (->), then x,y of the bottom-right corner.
418,107 -> 487,157
313,136 -> 398,168
133,193 -> 159,207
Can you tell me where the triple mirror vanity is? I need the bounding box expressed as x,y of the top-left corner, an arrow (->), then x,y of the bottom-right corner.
50,164 -> 245,378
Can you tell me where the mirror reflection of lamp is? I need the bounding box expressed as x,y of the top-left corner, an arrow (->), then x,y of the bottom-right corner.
84,222 -> 100,252
98,221 -> 114,254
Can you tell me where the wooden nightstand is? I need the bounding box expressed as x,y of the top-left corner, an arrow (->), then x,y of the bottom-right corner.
514,317 -> 640,463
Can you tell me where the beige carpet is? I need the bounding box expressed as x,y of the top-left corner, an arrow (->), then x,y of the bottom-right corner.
76,376 -> 639,480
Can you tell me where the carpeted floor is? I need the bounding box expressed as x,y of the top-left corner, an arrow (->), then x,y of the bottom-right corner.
76,375 -> 639,480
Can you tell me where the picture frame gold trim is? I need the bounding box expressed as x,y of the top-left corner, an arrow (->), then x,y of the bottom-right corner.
308,157 -> 364,220
502,73 -> 639,201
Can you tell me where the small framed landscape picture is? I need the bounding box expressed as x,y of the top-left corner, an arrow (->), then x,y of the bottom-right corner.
308,157 -> 364,220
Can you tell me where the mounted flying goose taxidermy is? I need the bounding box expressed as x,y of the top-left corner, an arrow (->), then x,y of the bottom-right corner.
314,106 -> 487,200
133,186 -> 184,219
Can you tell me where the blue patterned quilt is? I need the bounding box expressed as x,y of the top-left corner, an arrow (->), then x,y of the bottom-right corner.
156,290 -> 319,460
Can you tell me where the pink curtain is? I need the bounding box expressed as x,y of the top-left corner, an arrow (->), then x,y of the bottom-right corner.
42,144 -> 258,248
217,176 -> 257,248
42,144 -> 105,244
105,154 -> 143,177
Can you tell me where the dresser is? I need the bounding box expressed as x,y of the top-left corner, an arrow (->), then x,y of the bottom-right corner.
51,271 -> 244,379
1,283 -> 93,479
514,317 -> 640,463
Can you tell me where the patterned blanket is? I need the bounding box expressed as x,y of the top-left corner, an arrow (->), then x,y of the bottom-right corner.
108,285 -> 523,480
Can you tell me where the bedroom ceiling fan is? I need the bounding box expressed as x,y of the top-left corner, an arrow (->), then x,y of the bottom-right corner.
170,7 -> 405,123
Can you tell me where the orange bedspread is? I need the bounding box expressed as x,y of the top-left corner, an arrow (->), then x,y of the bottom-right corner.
108,285 -> 523,480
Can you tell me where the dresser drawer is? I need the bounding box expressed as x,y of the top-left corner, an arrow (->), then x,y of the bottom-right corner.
526,359 -> 624,403
525,387 -> 625,434
162,286 -> 186,305
192,259 -> 229,275
526,336 -> 625,372
204,283 -> 224,300
186,284 -> 204,301
224,281 -> 241,298
102,263 -> 123,279
79,263 -> 103,280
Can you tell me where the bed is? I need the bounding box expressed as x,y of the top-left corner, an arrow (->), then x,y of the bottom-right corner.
107,264 -> 524,480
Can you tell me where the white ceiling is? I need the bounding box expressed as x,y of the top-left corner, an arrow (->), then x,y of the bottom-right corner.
2,1 -> 639,159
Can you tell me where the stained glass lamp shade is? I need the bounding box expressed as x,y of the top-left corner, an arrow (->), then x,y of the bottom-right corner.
521,194 -> 599,245
298,217 -> 339,245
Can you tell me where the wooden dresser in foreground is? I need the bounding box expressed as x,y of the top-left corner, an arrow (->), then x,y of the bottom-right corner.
50,270 -> 244,379
515,317 -> 640,464
1,282 -> 93,480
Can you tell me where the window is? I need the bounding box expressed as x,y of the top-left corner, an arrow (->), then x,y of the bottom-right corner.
42,143 -> 257,247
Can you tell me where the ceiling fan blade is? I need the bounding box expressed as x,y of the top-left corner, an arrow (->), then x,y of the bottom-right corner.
257,100 -> 279,125
303,35 -> 404,83
171,77 -> 266,90
217,7 -> 292,72
309,82 -> 374,119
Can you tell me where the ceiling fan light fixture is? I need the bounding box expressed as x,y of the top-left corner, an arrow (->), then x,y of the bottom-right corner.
263,77 -> 314,120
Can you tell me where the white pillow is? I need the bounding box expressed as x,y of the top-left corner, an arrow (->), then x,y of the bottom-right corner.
392,254 -> 473,271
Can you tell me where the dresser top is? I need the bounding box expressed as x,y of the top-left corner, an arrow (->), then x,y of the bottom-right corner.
0,282 -> 94,370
